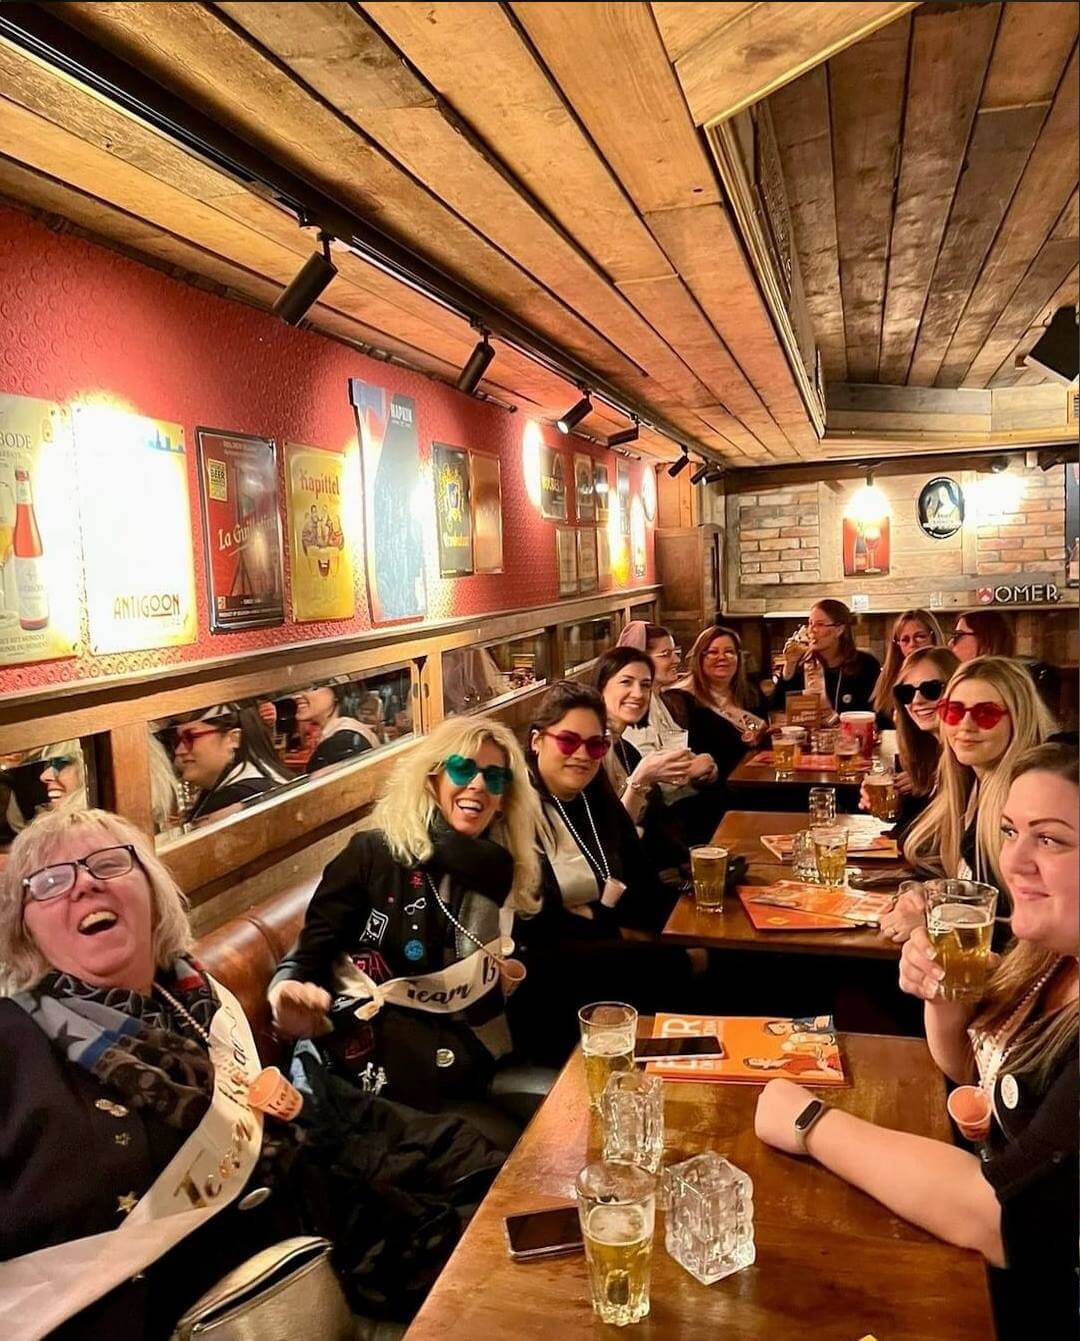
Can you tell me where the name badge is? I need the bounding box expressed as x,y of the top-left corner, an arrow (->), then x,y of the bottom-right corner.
1000,1073 -> 1020,1111
601,877 -> 627,908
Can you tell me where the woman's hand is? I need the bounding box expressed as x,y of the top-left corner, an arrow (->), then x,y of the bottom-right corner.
879,887 -> 926,944
754,1078 -> 816,1156
858,781 -> 871,813
633,748 -> 693,788
895,770 -> 914,795
898,927 -> 946,1001
268,980 -> 333,1038
687,753 -> 718,785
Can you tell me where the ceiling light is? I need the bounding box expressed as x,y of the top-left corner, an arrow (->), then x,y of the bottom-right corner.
272,233 -> 337,325
456,332 -> 495,394
989,456 -> 1009,474
704,467 -> 723,484
556,394 -> 592,435
667,452 -> 689,478
608,420 -> 639,448
690,462 -> 710,485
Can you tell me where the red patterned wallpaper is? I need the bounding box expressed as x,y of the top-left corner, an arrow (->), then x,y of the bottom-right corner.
0,205 -> 655,694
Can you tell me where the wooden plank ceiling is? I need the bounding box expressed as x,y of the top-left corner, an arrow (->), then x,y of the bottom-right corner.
0,0 -> 863,466
765,0 -> 1078,389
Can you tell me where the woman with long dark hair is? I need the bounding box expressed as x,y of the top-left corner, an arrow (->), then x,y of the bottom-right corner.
295,678 -> 380,773
173,703 -> 293,825
948,610 -> 1015,663
774,599 -> 880,716
668,625 -> 766,784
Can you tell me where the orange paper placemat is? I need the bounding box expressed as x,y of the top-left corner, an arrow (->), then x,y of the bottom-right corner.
739,881 -> 893,930
647,1013 -> 847,1085
749,750 -> 850,771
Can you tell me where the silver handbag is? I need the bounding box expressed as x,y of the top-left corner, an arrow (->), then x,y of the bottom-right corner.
171,1236 -> 355,1341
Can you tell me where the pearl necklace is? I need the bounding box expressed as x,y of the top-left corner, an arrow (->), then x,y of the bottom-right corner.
153,981 -> 212,1048
974,961 -> 1060,1101
551,793 -> 611,882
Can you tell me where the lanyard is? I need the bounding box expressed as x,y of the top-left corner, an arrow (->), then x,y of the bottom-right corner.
552,793 -> 611,883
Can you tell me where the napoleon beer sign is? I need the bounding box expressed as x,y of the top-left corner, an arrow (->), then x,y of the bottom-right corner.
977,582 -> 1061,605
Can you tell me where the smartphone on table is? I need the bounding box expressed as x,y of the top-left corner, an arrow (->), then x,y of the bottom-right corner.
504,1205 -> 583,1261
634,1035 -> 724,1061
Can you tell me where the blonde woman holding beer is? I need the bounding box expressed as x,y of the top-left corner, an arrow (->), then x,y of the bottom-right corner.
755,742 -> 1078,1341
869,608 -> 945,726
881,657 -> 1055,943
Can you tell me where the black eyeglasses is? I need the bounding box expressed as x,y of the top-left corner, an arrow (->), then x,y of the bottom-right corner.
22,845 -> 138,903
893,679 -> 946,706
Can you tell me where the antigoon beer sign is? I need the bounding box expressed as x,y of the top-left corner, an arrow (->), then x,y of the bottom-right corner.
74,404 -> 197,654
0,394 -> 81,667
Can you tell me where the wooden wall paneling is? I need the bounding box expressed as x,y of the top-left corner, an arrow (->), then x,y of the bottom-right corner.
671,1 -> 919,128
978,1 -> 1079,110
99,723 -> 154,837
651,2 -> 755,65
989,265 -> 1079,387
877,3 -> 999,385
768,66 -> 847,383
989,385 -> 1073,433
829,15 -> 912,382
935,44 -> 1079,387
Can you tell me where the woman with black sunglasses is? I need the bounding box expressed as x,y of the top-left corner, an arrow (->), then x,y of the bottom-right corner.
860,646 -> 959,833
508,681 -> 697,1065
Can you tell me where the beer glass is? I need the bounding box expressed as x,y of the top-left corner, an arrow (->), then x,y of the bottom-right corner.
791,829 -> 819,883
924,880 -> 998,1003
579,1002 -> 637,1110
774,726 -> 805,779
811,825 -> 847,888
576,1161 -> 655,1326
601,1070 -> 665,1173
835,733 -> 862,778
863,764 -> 900,822
808,786 -> 836,824
690,845 -> 728,913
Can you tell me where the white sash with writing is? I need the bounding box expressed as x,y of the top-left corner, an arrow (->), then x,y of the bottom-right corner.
337,907 -> 514,1020
0,977 -> 264,1341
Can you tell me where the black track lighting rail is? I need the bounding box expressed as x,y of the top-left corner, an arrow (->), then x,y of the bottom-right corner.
0,5 -> 723,466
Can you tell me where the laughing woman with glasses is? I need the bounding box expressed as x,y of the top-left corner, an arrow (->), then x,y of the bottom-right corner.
881,657 -> 1056,943
269,714 -> 543,1140
508,681 -> 697,1065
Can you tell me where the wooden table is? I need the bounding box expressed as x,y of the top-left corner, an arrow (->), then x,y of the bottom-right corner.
403,1032 -> 994,1340
727,751 -> 864,792
663,812 -> 908,960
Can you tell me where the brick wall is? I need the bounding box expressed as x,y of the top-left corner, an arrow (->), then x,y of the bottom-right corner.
735,486 -> 822,586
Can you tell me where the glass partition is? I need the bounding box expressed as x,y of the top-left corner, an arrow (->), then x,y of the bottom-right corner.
562,615 -> 617,673
630,601 -> 656,623
152,662 -> 415,843
442,630 -> 549,716
0,736 -> 97,850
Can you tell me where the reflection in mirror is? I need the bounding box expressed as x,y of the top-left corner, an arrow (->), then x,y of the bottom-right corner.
152,665 -> 414,842
563,617 -> 616,672
630,602 -> 656,624
442,632 -> 548,715
0,738 -> 96,852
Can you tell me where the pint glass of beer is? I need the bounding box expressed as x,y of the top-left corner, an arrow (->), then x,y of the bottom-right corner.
924,880 -> 998,1003
863,764 -> 900,821
579,1002 -> 637,1110
576,1161 -> 656,1326
774,727 -> 805,779
811,825 -> 847,888
690,845 -> 728,912
835,732 -> 862,778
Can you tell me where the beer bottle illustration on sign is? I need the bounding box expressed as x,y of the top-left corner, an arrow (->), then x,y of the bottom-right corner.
13,463 -> 49,631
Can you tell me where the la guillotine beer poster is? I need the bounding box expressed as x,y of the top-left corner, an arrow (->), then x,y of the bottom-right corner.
0,394 -> 81,667
284,441 -> 355,622
196,428 -> 284,631
74,404 -> 197,655
432,443 -> 474,577
349,379 -> 427,625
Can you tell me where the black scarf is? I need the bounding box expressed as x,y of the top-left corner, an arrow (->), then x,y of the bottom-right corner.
425,813 -> 514,906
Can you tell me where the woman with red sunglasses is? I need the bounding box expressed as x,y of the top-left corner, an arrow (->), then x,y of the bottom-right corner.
172,703 -> 293,826
507,681 -> 697,1065
882,658 -> 1055,943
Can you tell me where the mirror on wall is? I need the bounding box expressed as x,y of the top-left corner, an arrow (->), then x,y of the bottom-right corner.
441,630 -> 549,715
151,663 -> 415,842
0,737 -> 97,852
562,616 -> 617,672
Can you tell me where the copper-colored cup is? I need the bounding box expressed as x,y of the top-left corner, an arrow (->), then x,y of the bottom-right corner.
946,1085 -> 991,1142
247,1066 -> 304,1121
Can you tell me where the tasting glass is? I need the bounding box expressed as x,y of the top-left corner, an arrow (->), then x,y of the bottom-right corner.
601,1070 -> 665,1174
664,1151 -> 755,1285
576,1160 -> 656,1326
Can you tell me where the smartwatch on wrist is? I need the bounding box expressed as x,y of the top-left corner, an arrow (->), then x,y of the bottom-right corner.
793,1098 -> 829,1153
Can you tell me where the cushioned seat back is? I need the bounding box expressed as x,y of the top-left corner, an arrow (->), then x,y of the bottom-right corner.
194,878 -> 318,1064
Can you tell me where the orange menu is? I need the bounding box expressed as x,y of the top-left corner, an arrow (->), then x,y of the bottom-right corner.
739,881 -> 893,931
647,1013 -> 847,1086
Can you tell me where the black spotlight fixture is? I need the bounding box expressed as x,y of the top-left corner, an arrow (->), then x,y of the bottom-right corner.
607,419 -> 640,448
456,330 -> 495,394
989,455 -> 1009,474
556,393 -> 592,435
690,461 -> 711,485
667,452 -> 689,478
272,232 -> 337,325
704,466 -> 723,484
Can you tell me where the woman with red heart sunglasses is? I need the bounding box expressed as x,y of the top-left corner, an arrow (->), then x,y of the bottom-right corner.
886,658 -> 1056,945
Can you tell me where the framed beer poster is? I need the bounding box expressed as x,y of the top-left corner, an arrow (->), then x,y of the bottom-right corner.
576,526 -> 598,594
617,462 -> 631,538
555,526 -> 578,596
470,451 -> 503,574
74,404 -> 197,655
630,495 -> 647,578
432,443 -> 473,577
349,379 -> 427,624
539,444 -> 568,521
0,393 -> 81,668
284,441 -> 355,622
597,525 -> 612,588
573,452 -> 595,523
195,428 -> 284,631
594,463 -> 610,524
